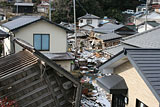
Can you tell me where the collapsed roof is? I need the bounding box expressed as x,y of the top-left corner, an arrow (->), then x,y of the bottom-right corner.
0,38 -> 82,107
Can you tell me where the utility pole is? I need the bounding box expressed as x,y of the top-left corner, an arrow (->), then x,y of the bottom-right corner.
73,0 -> 77,51
145,1 -> 148,31
49,0 -> 52,21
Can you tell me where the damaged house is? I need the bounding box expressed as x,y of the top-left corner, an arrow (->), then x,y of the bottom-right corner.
0,38 -> 82,107
0,15 -> 74,71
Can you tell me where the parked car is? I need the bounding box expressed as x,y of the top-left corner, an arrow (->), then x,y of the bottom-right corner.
122,9 -> 134,14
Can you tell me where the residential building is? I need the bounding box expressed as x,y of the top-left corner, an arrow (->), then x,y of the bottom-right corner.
134,12 -> 160,25
13,3 -> 34,13
97,48 -> 160,107
78,14 -> 100,29
0,16 -> 74,71
37,1 -> 49,13
0,38 -> 82,107
137,21 -> 160,33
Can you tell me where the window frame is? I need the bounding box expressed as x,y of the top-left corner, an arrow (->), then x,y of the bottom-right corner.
87,19 -> 92,24
33,34 -> 50,51
136,99 -> 148,107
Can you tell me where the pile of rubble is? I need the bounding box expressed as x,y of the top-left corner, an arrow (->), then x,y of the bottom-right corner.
80,81 -> 111,107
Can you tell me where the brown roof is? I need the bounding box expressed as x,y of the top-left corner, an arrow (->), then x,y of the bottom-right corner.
0,50 -> 38,80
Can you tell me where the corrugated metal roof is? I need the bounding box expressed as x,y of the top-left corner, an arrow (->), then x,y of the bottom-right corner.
126,49 -> 160,102
78,14 -> 100,20
93,23 -> 124,34
122,26 -> 160,48
98,33 -> 121,41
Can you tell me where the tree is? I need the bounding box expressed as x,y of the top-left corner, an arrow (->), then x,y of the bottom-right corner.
52,0 -> 141,23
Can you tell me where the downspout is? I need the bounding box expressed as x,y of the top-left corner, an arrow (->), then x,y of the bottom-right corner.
10,32 -> 15,54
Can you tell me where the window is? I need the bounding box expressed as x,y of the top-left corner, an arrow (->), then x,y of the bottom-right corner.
136,99 -> 148,107
33,34 -> 50,51
87,19 -> 92,24
80,20 -> 83,23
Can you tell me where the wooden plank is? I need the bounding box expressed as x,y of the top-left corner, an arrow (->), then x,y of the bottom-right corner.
16,85 -> 48,102
0,72 -> 39,92
23,92 -> 52,107
37,99 -> 55,107
2,79 -> 42,98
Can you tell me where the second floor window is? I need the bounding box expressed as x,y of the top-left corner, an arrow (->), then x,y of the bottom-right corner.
87,19 -> 92,24
33,34 -> 50,51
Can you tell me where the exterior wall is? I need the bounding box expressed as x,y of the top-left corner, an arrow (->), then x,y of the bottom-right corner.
138,24 -> 153,33
14,20 -> 67,53
3,37 -> 11,55
55,60 -> 72,71
114,61 -> 159,107
79,19 -> 99,28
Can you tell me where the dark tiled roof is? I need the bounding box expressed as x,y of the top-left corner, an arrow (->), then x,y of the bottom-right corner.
122,26 -> 160,48
126,49 -> 160,102
43,52 -> 75,61
98,33 -> 121,42
0,29 -> 8,38
78,14 -> 100,20
96,75 -> 128,94
138,21 -> 160,27
2,16 -> 73,32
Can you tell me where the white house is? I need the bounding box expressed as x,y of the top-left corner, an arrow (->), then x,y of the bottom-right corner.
137,21 -> 160,33
1,16 -> 74,71
37,1 -> 49,13
78,14 -> 100,30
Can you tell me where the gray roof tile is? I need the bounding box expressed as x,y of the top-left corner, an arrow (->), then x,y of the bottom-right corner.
98,33 -> 121,41
2,16 -> 41,30
123,26 -> 160,48
78,14 -> 100,20
93,23 -> 124,34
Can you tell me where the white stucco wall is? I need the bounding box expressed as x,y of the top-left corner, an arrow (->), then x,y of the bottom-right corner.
55,60 -> 72,71
13,20 -> 67,53
3,37 -> 11,55
138,24 -> 153,33
79,19 -> 99,28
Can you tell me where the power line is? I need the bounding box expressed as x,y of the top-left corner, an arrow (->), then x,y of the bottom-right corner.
76,0 -> 88,14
